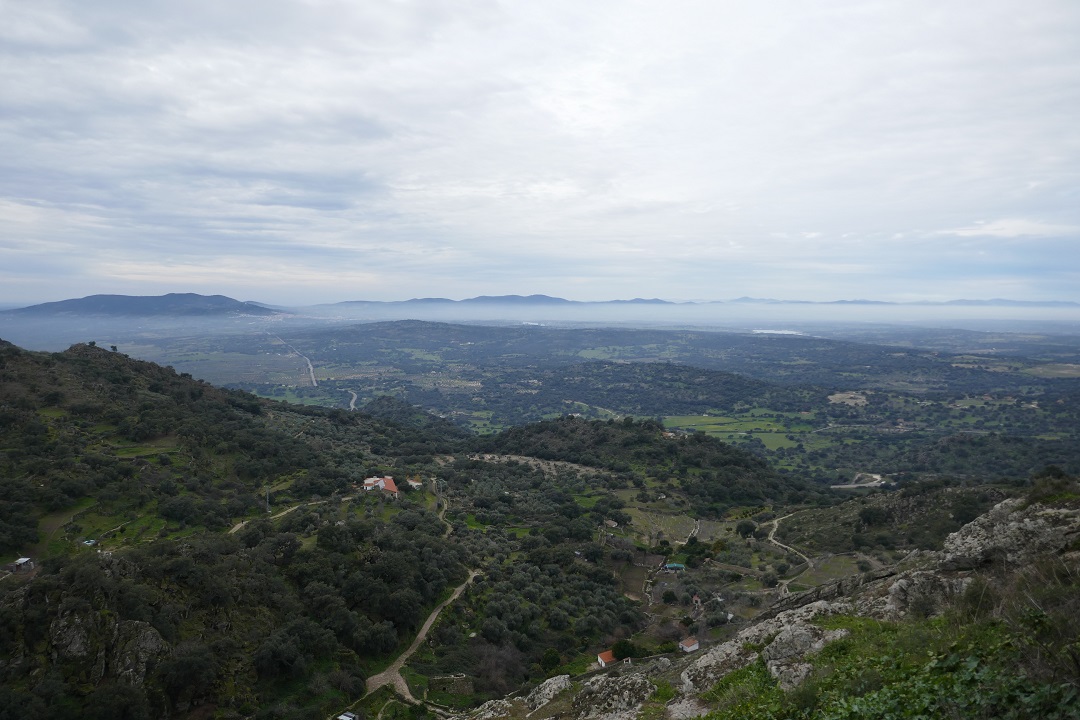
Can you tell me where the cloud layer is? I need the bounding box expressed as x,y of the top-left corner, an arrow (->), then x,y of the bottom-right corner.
2,0 -> 1079,303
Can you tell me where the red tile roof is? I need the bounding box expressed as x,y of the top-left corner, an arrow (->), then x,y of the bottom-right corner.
597,650 -> 616,665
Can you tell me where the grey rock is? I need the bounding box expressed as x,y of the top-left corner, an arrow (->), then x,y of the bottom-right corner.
942,499 -> 1080,570
110,621 -> 169,686
681,601 -> 848,692
665,697 -> 710,720
572,673 -> 655,720
761,624 -> 848,690
472,698 -> 516,720
50,612 -> 92,660
526,674 -> 572,711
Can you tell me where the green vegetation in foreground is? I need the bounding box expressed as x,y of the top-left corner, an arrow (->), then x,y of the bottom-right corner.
697,555 -> 1080,720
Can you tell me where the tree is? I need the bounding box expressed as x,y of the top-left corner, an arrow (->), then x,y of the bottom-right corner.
612,638 -> 642,660
540,647 -> 561,673
736,519 -> 757,538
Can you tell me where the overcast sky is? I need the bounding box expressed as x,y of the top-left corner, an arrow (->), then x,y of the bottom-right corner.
2,0 -> 1079,305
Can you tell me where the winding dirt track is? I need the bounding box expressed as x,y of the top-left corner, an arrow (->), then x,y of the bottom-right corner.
766,512 -> 814,595
364,570 -> 480,701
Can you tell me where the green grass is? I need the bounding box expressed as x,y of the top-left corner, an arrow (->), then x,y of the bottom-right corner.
1025,363 -> 1080,378
464,514 -> 490,530
797,555 -> 861,587
574,493 -> 602,508
625,509 -> 697,544
556,653 -> 596,676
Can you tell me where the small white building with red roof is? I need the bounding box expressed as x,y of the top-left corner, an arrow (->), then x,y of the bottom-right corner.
363,476 -> 399,498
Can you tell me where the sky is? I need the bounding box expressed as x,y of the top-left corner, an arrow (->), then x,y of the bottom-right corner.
1,0 -> 1079,306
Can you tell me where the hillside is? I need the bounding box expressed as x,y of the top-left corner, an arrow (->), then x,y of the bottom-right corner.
0,340 -> 464,555
476,416 -> 829,515
446,481 -> 1080,720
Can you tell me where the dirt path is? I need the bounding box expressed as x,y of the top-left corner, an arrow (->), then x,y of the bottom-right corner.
687,519 -> 700,543
830,473 -> 886,490
228,500 -> 332,534
434,481 -> 453,538
346,390 -> 358,410
766,513 -> 814,596
364,570 -> 480,701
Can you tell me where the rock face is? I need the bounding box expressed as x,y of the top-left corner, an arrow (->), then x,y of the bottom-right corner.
49,611 -> 169,686
760,623 -> 848,690
682,600 -> 849,693
876,570 -> 970,621
111,620 -> 169,686
50,611 -> 93,661
572,673 -> 655,720
765,568 -> 895,618
472,698 -> 515,720
942,498 -> 1080,570
526,674 -> 572,711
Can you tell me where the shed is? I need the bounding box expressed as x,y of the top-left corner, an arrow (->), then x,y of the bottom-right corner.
679,637 -> 700,653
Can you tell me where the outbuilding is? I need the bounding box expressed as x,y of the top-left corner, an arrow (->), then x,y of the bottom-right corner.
679,637 -> 700,653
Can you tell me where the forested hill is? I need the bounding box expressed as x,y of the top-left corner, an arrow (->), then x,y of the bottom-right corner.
477,416 -> 829,514
0,340 -> 466,553
0,340 -> 476,718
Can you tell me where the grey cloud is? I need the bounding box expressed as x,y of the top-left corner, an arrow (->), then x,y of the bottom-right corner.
1,0 -> 1079,304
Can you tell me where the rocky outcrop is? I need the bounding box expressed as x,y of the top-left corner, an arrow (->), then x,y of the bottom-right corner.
472,698 -> 515,720
873,570 -> 970,621
110,620 -> 169,686
50,611 -> 93,661
49,611 -> 169,686
665,697 -> 710,720
682,600 -> 849,693
571,673 -> 655,720
764,568 -> 895,619
526,674 -> 572,711
760,623 -> 848,690
941,498 -> 1080,570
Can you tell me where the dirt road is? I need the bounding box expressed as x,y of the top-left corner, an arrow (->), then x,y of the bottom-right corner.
364,570 -> 480,701
766,513 -> 814,595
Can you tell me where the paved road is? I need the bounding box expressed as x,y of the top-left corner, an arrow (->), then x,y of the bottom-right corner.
364,570 -> 480,701
269,333 -> 318,387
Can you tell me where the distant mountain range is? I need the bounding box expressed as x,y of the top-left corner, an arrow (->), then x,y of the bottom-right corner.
726,297 -> 1080,307
2,293 -> 1077,316
332,294 -> 674,307
2,293 -> 279,316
